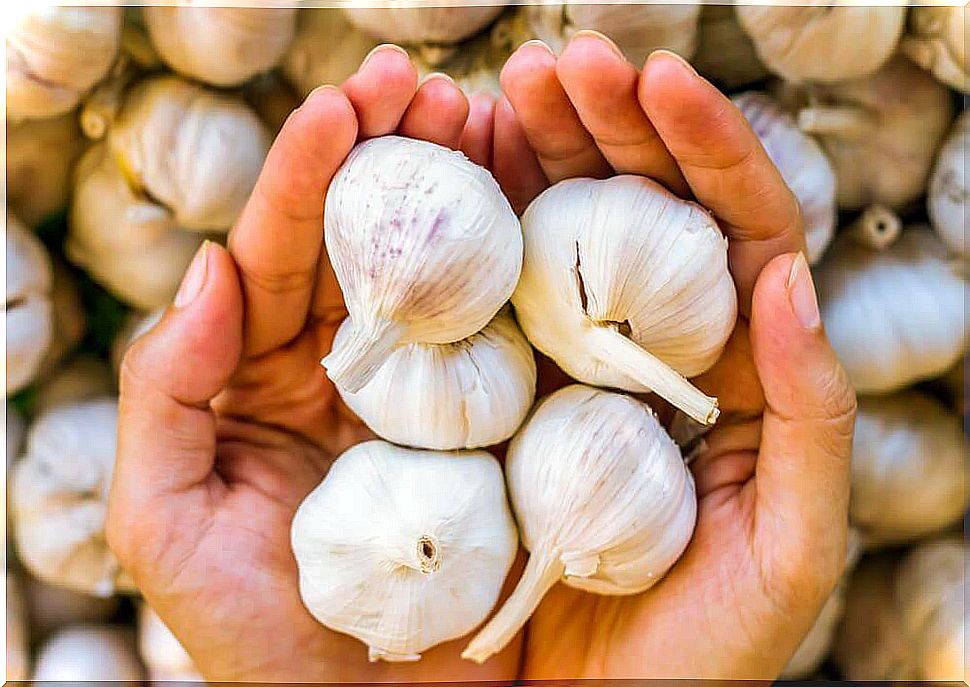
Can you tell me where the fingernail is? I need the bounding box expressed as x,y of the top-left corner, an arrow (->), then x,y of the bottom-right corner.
175,241 -> 210,309
571,30 -> 627,62
787,252 -> 821,331
521,39 -> 555,57
648,48 -> 698,76
361,43 -> 409,70
420,71 -> 456,86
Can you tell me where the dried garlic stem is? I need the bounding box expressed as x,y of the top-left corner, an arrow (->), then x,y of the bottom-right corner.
80,59 -> 135,140
797,106 -> 874,140
321,319 -> 405,392
462,550 -> 566,664
847,205 -> 902,251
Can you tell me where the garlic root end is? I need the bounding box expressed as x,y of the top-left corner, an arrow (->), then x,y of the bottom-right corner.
321,319 -> 404,393
797,106 -> 873,141
847,205 -> 902,251
367,645 -> 421,662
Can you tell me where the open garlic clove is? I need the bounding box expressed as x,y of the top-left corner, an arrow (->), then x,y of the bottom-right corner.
511,175 -> 735,425
291,440 -> 518,662
928,110 -> 969,258
282,9 -> 377,98
692,5 -> 768,91
335,307 -> 536,450
24,577 -> 120,641
144,6 -> 297,87
733,92 -> 836,264
901,5 -> 969,93
463,384 -> 697,663
6,575 -> 30,682
815,227 -> 968,394
322,136 -> 522,393
32,625 -> 144,682
735,1 -> 905,84
34,355 -> 115,415
137,603 -> 202,682
6,6 -> 123,122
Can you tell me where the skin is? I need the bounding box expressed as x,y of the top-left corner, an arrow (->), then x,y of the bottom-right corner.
107,35 -> 857,681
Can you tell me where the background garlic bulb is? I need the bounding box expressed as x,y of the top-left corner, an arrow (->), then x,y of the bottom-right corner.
901,5 -> 969,93
735,1 -> 904,83
6,212 -> 54,396
733,92 -> 836,263
32,625 -> 144,681
36,261 -> 89,381
144,6 -> 297,87
34,355 -> 116,415
464,384 -> 697,663
335,308 -> 536,450
6,575 -> 29,681
6,6 -> 123,121
512,175 -> 736,425
292,440 -> 518,662
25,577 -> 120,641
10,399 -> 134,597
282,9 -> 377,97
692,5 -> 768,90
815,228 -> 967,393
343,3 -> 505,53
777,57 -> 953,212
138,603 -> 201,682
928,110 -> 968,257
322,136 -> 522,393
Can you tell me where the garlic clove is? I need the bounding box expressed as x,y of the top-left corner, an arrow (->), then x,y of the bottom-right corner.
511,175 -> 736,425
900,5 -> 969,93
322,136 -> 522,393
32,624 -> 144,681
342,3 -> 506,51
463,384 -> 697,663
928,110 -> 969,258
291,440 -> 518,662
335,306 -> 536,450
282,9 -> 378,98
692,5 -> 769,91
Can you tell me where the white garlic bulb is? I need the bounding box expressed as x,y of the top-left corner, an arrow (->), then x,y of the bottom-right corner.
322,136 -> 522,393
137,603 -> 201,682
335,308 -> 536,450
733,92 -> 836,264
10,399 -> 134,597
282,9 -> 377,97
901,5 -> 969,93
815,227 -> 968,394
512,175 -> 736,426
6,575 -> 30,681
32,625 -> 144,682
291,440 -> 518,662
343,3 -> 505,49
6,6 -> 123,122
35,355 -> 115,415
24,577 -> 120,641
735,1 -> 904,83
144,6 -> 297,87
692,5 -> 768,90
928,110 -> 969,258
464,384 -> 697,663
111,309 -> 164,375
6,212 -> 54,396
777,57 -> 953,212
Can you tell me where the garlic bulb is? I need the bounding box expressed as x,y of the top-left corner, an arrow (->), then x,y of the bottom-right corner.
692,5 -> 768,90
525,2 -> 700,65
6,575 -> 29,682
343,3 -> 505,52
464,384 -> 697,663
848,392 -> 968,547
735,1 -> 905,83
815,227 -> 967,394
777,57 -> 953,212
6,212 -> 54,396
512,175 -> 736,425
336,307 -> 536,450
901,5 -> 969,93
10,399 -> 134,597
6,6 -> 123,121
25,577 -> 120,641
137,603 -> 201,682
282,9 -> 377,97
322,136 -> 522,393
36,261 -> 89,381
32,625 -> 144,681
733,92 -> 836,264
928,110 -> 969,258
144,6 -> 297,87
292,440 -> 518,662
35,355 -> 115,415
111,309 -> 164,375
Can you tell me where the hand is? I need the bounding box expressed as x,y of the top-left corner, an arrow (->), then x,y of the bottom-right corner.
106,46 -> 521,682
492,34 -> 857,678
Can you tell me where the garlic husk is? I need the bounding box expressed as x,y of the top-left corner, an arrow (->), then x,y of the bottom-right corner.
291,440 -> 518,662
735,1 -> 905,84
7,574 -> 30,681
901,5 -> 969,93
733,92 -> 836,264
815,227 -> 968,394
6,212 -> 54,396
928,110 -> 969,258
137,603 -> 201,682
24,577 -> 120,641
144,6 -> 297,87
10,398 -> 134,598
512,175 -> 736,426
282,9 -> 377,97
692,5 -> 768,91
463,384 -> 697,663
34,355 -> 115,415
111,309 -> 164,375
776,56 -> 953,212
32,625 -> 144,681
322,136 -> 522,393
343,3 -> 505,51
6,6 -> 123,122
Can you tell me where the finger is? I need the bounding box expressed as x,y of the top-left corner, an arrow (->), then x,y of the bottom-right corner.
341,44 -> 418,138
500,40 -> 612,182
639,51 -> 805,314
460,91 -> 496,168
228,85 -> 357,357
556,32 -> 688,195
397,74 -> 470,149
492,96 -> 548,215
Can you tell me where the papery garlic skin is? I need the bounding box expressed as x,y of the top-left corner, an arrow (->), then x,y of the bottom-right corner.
735,1 -> 904,84
138,603 -> 202,682
25,577 -> 120,641
512,175 -> 735,425
144,6 -> 297,87
6,7 -> 123,121
343,4 -> 505,48
901,5 -> 969,93
292,440 -> 518,662
32,625 -> 144,681
335,308 -> 536,450
35,355 -> 115,415
693,5 -> 768,90
928,111 -> 969,258
6,575 -> 30,681
464,384 -> 696,663
733,92 -> 836,264
282,9 -> 377,97
816,228 -> 967,394
322,136 -> 522,393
